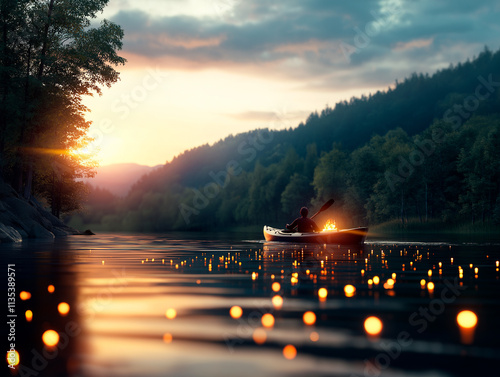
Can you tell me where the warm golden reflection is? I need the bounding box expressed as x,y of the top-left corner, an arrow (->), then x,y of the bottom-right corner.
25,310 -> 33,322
42,330 -> 60,347
58,302 -> 70,316
230,306 -> 243,319
303,311 -> 316,325
19,291 -> 31,300
261,313 -> 275,328
309,331 -> 319,342
364,316 -> 383,336
283,344 -> 297,360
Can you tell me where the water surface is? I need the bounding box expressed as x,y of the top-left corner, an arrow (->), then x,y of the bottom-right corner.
3,233 -> 500,377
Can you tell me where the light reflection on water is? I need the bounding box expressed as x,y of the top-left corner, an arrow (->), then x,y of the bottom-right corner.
2,233 -> 500,377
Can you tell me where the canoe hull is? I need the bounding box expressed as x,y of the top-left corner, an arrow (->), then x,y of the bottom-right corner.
263,226 -> 368,245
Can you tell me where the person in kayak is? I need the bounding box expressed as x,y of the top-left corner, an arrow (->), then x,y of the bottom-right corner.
286,207 -> 320,233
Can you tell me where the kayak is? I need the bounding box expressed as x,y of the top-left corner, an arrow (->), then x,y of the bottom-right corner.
263,225 -> 368,245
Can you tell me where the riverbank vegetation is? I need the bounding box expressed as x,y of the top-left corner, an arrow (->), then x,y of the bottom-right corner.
71,47 -> 500,233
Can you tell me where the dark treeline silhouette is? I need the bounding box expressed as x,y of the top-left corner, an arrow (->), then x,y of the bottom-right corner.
0,0 -> 124,217
71,47 -> 500,232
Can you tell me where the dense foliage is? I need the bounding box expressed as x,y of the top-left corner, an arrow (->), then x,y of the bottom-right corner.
0,0 -> 125,216
73,47 -> 500,231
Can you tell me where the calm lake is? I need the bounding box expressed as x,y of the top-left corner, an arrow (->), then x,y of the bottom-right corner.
3,232 -> 500,377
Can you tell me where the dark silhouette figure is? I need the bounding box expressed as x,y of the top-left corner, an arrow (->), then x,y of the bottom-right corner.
286,207 -> 320,233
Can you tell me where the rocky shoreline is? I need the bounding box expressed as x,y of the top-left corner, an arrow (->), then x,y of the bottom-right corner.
0,181 -> 82,243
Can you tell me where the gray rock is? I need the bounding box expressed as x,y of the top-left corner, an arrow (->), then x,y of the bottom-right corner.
0,223 -> 22,243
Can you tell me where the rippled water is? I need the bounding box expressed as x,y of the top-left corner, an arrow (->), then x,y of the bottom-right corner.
2,232 -> 500,377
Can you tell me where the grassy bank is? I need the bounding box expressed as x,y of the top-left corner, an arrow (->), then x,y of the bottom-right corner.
369,218 -> 500,242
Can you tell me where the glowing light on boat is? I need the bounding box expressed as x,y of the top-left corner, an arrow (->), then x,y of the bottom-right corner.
165,308 -> 177,319
344,284 -> 356,297
20,291 -> 31,300
364,316 -> 383,336
6,350 -> 19,367
261,313 -> 275,328
457,310 -> 477,329
42,330 -> 59,347
322,219 -> 337,231
58,302 -> 70,316
283,344 -> 297,359
303,311 -> 316,325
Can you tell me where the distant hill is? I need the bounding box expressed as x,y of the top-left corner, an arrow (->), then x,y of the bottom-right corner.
84,163 -> 161,197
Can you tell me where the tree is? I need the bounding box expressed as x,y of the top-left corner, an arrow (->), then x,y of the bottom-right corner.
0,0 -> 125,215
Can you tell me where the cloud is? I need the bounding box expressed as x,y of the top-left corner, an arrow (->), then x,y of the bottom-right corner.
110,0 -> 500,90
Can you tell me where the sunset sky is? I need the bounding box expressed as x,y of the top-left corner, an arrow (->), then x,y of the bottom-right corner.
83,0 -> 500,167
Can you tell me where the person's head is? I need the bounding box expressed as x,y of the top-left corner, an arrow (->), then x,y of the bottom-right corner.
300,207 -> 308,217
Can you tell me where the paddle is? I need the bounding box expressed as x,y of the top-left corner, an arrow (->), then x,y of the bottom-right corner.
310,199 -> 334,220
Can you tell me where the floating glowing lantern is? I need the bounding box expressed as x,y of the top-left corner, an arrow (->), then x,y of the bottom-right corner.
364,316 -> 383,336
19,291 -> 31,300
6,350 -> 19,367
457,310 -> 478,344
47,285 -> 55,293
322,219 -> 337,232
253,328 -> 267,345
420,279 -> 426,288
383,279 -> 394,290
165,308 -> 177,319
25,310 -> 33,322
318,288 -> 328,299
42,330 -> 59,347
272,282 -> 281,292
230,306 -> 243,319
427,269 -> 432,277
372,276 -> 380,285
309,331 -> 319,342
163,333 -> 173,343
58,302 -> 70,316
427,282 -> 435,291
303,311 -> 316,325
344,285 -> 356,297
283,344 -> 297,359
261,313 -> 275,328
457,310 -> 477,329
272,295 -> 283,309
